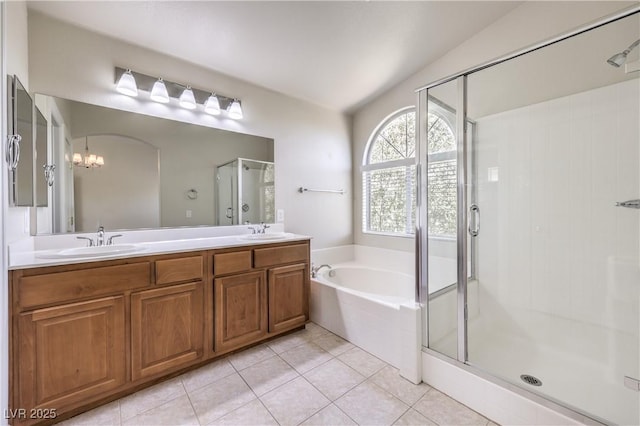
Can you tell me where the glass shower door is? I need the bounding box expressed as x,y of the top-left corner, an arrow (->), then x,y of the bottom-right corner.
464,12 -> 639,425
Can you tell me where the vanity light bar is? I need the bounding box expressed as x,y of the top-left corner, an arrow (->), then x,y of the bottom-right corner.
114,67 -> 242,119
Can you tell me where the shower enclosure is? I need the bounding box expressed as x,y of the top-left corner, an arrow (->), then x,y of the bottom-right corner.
216,158 -> 275,225
418,8 -> 639,425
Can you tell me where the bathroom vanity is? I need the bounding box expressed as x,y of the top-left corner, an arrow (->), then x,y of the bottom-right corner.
8,236 -> 310,425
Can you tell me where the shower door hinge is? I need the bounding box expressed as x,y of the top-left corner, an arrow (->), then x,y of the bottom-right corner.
624,376 -> 640,391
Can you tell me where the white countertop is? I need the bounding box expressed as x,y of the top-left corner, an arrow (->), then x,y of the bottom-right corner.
9,233 -> 311,270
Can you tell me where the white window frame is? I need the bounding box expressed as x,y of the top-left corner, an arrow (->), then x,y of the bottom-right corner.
362,107 -> 416,237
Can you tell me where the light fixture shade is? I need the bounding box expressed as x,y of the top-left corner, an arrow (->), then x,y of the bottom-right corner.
204,94 -> 221,115
179,86 -> 197,110
150,78 -> 170,103
73,153 -> 82,165
96,156 -> 105,166
227,99 -> 243,120
116,69 -> 138,96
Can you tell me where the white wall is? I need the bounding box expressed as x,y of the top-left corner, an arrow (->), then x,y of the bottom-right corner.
26,11 -> 352,250
73,135 -> 160,232
475,78 -> 639,332
352,1 -> 636,252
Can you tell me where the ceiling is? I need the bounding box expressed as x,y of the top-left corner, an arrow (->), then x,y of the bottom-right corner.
27,1 -> 521,113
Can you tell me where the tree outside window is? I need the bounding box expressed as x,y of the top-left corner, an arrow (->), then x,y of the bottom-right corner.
362,108 -> 456,237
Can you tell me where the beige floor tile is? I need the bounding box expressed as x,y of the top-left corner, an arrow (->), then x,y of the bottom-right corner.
120,377 -> 186,420
228,344 -> 276,371
393,408 -> 437,426
266,330 -> 312,354
413,389 -> 488,426
337,347 -> 386,377
122,394 -> 198,426
208,399 -> 277,426
302,322 -> 331,340
370,365 -> 431,405
239,355 -> 299,396
260,376 -> 330,425
188,373 -> 256,424
279,341 -> 333,374
300,403 -> 357,426
180,358 -> 236,393
313,333 -> 355,356
335,381 -> 409,425
304,358 -> 366,401
58,401 -> 121,426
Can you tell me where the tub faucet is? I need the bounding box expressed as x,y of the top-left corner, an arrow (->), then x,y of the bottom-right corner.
311,263 -> 332,278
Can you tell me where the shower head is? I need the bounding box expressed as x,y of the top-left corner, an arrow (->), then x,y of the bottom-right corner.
607,39 -> 640,68
607,52 -> 627,67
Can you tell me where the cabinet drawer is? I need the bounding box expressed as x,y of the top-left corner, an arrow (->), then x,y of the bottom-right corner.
214,251 -> 252,276
19,263 -> 151,308
156,256 -> 203,285
253,244 -> 308,268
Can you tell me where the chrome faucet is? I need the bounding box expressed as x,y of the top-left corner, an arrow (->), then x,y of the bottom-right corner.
311,263 -> 332,278
247,223 -> 271,234
107,234 -> 123,245
96,226 -> 105,246
76,236 -> 95,247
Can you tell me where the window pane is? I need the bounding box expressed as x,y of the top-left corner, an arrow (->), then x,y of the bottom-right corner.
427,159 -> 457,236
365,165 -> 416,234
427,113 -> 455,154
369,111 -> 416,164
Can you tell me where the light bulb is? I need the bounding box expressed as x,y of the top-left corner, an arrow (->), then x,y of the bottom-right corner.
116,69 -> 138,97
179,86 -> 197,110
150,78 -> 170,103
72,153 -> 82,165
204,94 -> 221,115
227,99 -> 243,120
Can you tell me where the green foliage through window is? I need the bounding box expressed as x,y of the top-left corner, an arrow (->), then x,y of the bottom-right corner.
363,108 -> 457,237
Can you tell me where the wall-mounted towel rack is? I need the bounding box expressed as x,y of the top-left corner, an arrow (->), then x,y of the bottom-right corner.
298,187 -> 344,195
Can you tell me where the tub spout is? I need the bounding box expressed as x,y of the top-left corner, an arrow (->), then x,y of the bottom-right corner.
311,263 -> 332,278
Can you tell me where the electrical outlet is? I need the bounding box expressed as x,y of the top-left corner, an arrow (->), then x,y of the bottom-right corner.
186,210 -> 192,218
276,209 -> 285,223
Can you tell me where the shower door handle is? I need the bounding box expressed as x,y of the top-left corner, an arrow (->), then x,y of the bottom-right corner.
226,207 -> 233,219
468,204 -> 480,237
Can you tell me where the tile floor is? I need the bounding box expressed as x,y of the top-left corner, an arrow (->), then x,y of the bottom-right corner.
58,323 -> 495,426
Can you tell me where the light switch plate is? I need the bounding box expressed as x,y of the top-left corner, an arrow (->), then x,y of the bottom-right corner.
276,209 -> 285,223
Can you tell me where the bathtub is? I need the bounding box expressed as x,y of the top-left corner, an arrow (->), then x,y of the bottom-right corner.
310,245 -> 422,383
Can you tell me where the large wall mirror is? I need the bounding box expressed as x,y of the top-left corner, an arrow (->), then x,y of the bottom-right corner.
34,94 -> 274,235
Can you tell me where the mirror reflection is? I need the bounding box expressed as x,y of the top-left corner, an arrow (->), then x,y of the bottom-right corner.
34,94 -> 274,234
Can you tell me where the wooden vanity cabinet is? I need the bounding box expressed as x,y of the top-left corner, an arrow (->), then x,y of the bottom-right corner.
17,296 -> 126,413
268,263 -> 309,333
131,281 -> 204,380
130,255 -> 206,380
9,239 -> 310,425
214,271 -> 267,353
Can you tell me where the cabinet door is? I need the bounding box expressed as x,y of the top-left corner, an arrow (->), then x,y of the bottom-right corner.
268,263 -> 309,334
215,271 -> 267,352
131,282 -> 204,380
17,296 -> 125,411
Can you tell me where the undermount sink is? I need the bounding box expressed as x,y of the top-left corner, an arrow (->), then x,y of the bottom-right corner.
239,232 -> 292,241
37,244 -> 142,259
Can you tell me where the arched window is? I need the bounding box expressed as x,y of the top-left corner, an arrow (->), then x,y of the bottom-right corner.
362,106 -> 457,237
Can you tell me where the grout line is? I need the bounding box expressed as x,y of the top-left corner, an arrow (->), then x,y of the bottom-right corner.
180,380 -> 203,426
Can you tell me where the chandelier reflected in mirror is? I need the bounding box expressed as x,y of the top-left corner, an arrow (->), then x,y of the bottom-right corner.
73,136 -> 104,168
